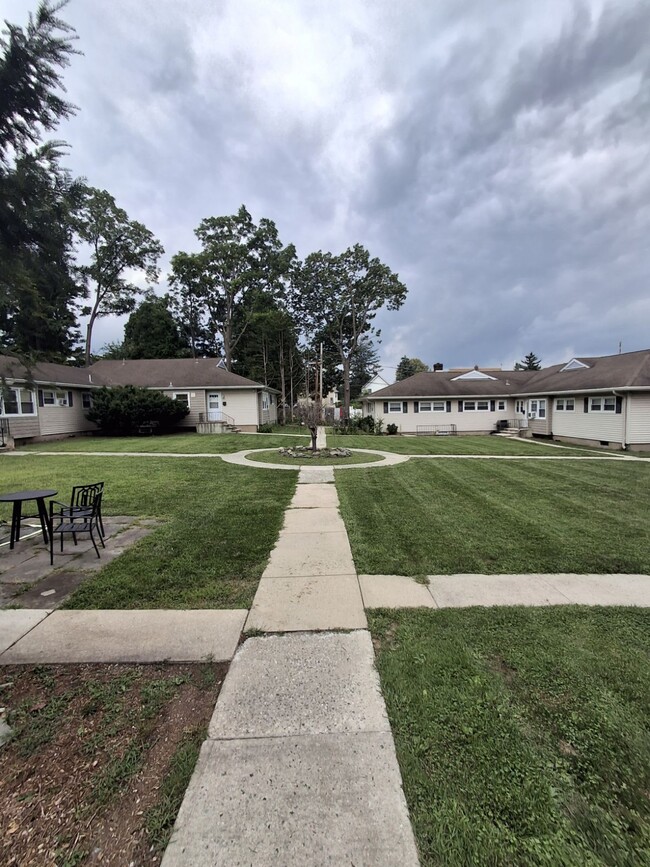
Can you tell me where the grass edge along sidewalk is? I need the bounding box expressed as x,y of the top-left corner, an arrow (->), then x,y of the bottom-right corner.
369,606 -> 650,867
0,455 -> 296,610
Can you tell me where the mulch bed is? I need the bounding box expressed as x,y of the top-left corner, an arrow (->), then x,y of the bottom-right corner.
0,662 -> 227,866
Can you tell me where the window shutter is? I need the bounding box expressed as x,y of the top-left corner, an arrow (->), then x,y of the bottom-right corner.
38,389 -> 44,407
458,400 -> 463,412
615,396 -> 622,414
446,400 -> 451,413
68,391 -> 73,407
584,398 -> 589,413
490,400 -> 495,412
383,401 -> 388,414
414,401 -> 419,413
402,401 -> 408,414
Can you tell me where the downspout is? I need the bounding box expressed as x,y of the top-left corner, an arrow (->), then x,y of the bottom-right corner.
613,390 -> 627,450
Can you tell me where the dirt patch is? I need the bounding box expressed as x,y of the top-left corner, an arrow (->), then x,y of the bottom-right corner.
488,655 -> 518,685
0,662 -> 226,866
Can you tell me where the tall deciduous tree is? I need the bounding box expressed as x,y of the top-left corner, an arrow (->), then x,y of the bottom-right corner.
0,1 -> 83,360
515,352 -> 542,370
123,296 -> 188,359
395,356 -> 429,380
75,187 -> 164,366
295,244 -> 407,418
169,206 -> 295,371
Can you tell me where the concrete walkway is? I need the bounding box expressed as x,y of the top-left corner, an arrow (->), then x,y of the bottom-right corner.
162,632 -> 418,867
359,572 -> 650,608
221,447 -> 410,471
162,473 -> 419,866
0,609 -> 246,662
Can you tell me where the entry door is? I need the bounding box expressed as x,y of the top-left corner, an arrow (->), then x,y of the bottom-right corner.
207,392 -> 222,421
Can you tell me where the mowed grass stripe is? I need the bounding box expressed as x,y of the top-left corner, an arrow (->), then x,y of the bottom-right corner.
0,455 -> 296,609
327,434 -> 607,455
336,459 -> 650,575
20,433 -> 310,454
370,607 -> 650,867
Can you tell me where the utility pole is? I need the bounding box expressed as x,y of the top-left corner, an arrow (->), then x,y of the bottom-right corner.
319,342 -> 324,403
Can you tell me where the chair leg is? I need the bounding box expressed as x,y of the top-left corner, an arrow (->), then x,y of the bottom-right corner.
89,527 -> 100,559
60,532 -> 64,552
50,529 -> 54,566
98,511 -> 105,538
72,532 -> 78,546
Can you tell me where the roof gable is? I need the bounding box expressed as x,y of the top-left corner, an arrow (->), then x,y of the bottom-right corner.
559,358 -> 590,372
451,370 -> 498,381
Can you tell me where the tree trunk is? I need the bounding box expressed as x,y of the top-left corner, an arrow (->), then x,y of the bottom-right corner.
85,310 -> 98,367
310,425 -> 318,451
342,355 -> 351,420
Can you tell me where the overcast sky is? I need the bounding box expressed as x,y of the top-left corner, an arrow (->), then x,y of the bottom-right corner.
7,0 -> 650,372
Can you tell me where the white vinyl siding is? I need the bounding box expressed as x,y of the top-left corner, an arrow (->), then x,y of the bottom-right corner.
627,395 -> 650,444
551,393 -> 624,444
372,397 -> 512,434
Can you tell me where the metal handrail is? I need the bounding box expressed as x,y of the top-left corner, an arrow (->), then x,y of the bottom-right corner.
198,411 -> 236,426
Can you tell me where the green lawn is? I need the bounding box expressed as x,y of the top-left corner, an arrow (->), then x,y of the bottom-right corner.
336,459 -> 650,574
370,607 -> 650,866
327,434 -> 607,455
0,455 -> 295,608
19,432 -> 309,454
245,449 -> 384,466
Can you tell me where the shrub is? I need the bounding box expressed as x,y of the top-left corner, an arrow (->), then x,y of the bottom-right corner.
86,386 -> 189,436
333,415 -> 384,435
386,423 -> 398,435
257,423 -> 273,433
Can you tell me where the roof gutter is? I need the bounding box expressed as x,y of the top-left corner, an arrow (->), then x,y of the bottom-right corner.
513,386 -> 650,397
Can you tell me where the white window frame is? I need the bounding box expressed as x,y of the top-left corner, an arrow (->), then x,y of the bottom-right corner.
464,400 -> 490,412
529,399 -> 546,419
591,396 -> 615,412
516,399 -> 525,414
1,387 -> 37,417
173,392 -> 190,407
82,391 -> 93,409
55,390 -> 69,407
432,401 -> 446,412
497,400 -> 506,411
261,392 -> 270,411
42,389 -> 55,406
387,401 -> 402,413
418,401 -> 432,412
555,398 -> 575,412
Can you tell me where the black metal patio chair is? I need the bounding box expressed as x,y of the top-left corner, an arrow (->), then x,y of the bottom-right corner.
58,482 -> 105,538
49,488 -> 105,565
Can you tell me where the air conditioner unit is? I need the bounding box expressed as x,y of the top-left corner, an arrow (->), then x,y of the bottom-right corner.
57,398 -> 67,406
528,412 -> 536,419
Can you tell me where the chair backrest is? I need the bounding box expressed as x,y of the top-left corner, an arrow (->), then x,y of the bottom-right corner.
71,482 -> 104,510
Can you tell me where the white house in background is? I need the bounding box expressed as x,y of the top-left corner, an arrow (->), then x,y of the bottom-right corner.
0,355 -> 278,442
362,349 -> 650,451
361,372 -> 391,394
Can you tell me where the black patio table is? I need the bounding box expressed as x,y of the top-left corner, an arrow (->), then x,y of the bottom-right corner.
0,489 -> 57,550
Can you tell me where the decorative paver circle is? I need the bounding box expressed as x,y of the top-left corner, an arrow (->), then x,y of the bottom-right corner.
220,448 -> 410,470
